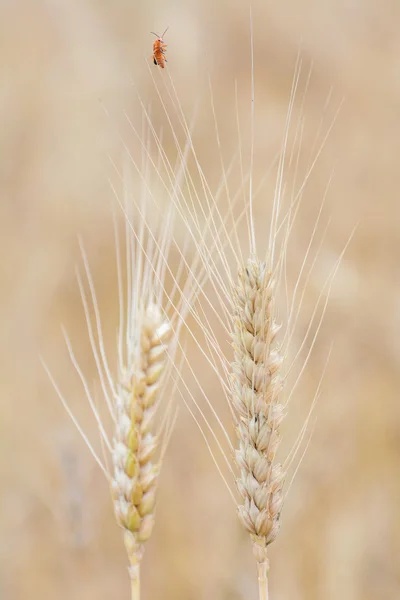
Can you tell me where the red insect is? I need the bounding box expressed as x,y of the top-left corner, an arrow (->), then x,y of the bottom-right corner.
151,27 -> 169,69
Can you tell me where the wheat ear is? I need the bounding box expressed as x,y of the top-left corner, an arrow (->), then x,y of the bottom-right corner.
113,301 -> 171,594
233,258 -> 284,593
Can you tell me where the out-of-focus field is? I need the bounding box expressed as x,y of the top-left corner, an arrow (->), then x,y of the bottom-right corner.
1,1 -> 400,599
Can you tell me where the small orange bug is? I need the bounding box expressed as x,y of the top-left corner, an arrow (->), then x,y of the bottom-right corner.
151,27 -> 169,69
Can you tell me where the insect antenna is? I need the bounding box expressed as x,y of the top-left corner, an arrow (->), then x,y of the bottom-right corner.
150,26 -> 169,40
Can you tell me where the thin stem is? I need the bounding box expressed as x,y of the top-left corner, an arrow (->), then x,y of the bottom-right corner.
130,565 -> 140,600
257,559 -> 269,600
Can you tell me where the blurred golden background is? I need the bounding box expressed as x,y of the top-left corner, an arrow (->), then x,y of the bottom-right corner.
1,1 -> 400,599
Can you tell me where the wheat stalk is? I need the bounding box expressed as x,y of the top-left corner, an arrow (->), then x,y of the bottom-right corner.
42,150 -> 200,598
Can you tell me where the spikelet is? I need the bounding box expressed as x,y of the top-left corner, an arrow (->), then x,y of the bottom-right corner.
232,257 -> 285,565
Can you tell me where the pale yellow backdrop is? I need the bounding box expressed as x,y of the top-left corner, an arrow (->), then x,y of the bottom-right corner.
1,1 -> 399,599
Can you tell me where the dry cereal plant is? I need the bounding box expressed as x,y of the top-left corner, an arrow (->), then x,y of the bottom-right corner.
169,95 -> 350,599
43,23 -> 352,600
4,2 -> 400,599
42,160 -> 201,599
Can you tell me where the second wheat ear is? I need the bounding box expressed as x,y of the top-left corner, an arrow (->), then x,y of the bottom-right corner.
233,258 -> 285,565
